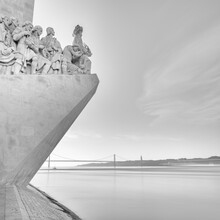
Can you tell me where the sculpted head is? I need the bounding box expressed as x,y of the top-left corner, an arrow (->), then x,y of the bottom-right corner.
2,16 -> 12,27
73,25 -> 83,37
32,25 -> 43,36
10,17 -> 20,27
46,27 -> 55,36
23,21 -> 33,32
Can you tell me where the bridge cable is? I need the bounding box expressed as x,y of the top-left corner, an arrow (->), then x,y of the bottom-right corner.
51,153 -> 76,160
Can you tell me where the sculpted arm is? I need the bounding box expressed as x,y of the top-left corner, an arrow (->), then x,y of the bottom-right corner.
38,42 -> 45,50
13,28 -> 29,41
57,39 -> 62,51
51,39 -> 62,53
63,46 -> 73,62
83,44 -> 92,57
55,40 -> 62,53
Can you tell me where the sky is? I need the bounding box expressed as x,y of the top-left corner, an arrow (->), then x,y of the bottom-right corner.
33,0 -> 220,162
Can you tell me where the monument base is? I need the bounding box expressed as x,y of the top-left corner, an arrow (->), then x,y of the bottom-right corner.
0,184 -> 81,220
0,74 -> 99,219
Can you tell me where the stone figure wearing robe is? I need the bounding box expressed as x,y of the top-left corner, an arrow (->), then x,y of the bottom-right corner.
0,16 -> 23,74
41,27 -> 62,74
62,44 -> 84,74
26,25 -> 51,74
12,21 -> 38,74
72,25 -> 92,74
8,17 -> 20,48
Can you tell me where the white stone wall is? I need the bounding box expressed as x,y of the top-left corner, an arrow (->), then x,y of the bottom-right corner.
0,0 -> 35,22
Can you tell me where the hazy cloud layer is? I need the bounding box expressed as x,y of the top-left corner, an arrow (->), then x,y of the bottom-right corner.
65,130 -> 102,140
140,23 -> 220,125
114,134 -> 181,142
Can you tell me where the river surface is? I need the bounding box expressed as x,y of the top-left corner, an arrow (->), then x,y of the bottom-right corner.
31,166 -> 220,220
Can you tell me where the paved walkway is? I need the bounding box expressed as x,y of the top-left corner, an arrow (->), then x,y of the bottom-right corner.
0,186 -> 23,220
0,185 -> 81,220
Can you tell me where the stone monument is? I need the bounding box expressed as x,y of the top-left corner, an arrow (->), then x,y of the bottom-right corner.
0,1 -> 99,219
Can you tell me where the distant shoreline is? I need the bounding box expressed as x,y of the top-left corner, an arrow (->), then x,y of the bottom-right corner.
39,164 -> 220,172
40,156 -> 220,171
76,156 -> 220,167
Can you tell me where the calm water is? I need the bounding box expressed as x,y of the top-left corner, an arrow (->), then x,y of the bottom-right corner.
31,166 -> 220,220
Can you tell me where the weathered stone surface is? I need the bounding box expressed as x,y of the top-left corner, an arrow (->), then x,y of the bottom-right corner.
0,185 -> 79,220
0,74 -> 99,186
0,0 -> 35,22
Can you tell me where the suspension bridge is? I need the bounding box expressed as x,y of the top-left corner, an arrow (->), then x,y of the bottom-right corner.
43,153 -> 144,169
42,154 -> 220,170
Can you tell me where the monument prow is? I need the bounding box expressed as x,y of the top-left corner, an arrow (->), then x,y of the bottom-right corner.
0,74 -> 99,186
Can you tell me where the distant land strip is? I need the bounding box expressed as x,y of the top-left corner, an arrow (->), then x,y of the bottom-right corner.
78,156 -> 220,167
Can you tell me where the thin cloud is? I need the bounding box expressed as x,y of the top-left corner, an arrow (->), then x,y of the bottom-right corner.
139,24 -> 220,125
114,134 -> 181,142
65,131 -> 102,139
65,133 -> 79,139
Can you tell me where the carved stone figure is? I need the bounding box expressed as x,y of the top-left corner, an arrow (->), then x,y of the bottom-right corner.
8,17 -> 21,48
0,16 -> 23,75
72,25 -> 92,74
12,21 -> 38,74
9,17 -> 20,35
0,16 -> 15,66
62,45 -> 84,74
28,25 -> 51,74
72,25 -> 92,56
41,27 -> 62,74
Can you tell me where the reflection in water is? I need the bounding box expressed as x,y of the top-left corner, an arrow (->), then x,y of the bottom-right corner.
31,167 -> 220,220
